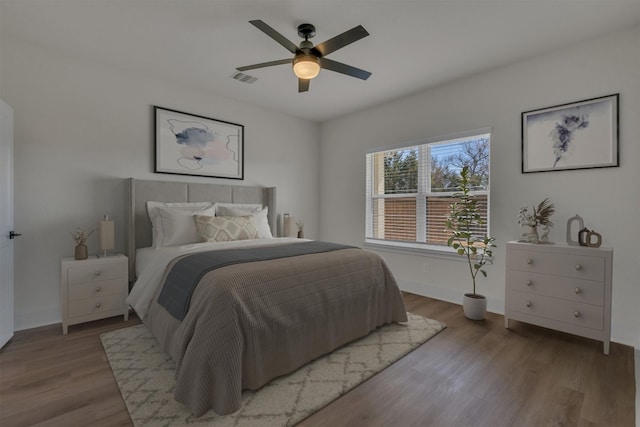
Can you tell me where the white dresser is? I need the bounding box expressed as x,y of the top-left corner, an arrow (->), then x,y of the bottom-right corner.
504,241 -> 613,354
61,254 -> 129,334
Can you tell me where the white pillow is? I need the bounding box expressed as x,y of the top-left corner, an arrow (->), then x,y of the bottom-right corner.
194,215 -> 259,242
147,201 -> 214,247
215,205 -> 273,239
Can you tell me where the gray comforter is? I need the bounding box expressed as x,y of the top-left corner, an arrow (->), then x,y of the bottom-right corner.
144,245 -> 408,416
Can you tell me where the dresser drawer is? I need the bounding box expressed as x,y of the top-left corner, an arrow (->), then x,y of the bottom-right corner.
67,293 -> 124,319
67,279 -> 123,301
509,290 -> 603,331
507,270 -> 604,306
67,261 -> 124,285
509,248 -> 604,281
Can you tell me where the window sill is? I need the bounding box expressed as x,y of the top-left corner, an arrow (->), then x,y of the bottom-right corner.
363,240 -> 464,261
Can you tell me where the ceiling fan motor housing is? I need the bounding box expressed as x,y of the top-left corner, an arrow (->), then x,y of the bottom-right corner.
297,23 -> 316,39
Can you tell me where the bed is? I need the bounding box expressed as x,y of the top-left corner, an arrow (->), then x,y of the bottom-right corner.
125,178 -> 408,416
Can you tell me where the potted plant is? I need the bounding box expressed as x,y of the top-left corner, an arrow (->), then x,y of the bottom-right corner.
445,166 -> 496,320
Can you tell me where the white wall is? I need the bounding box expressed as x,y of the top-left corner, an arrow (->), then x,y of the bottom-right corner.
0,39 -> 320,331
320,25 -> 640,347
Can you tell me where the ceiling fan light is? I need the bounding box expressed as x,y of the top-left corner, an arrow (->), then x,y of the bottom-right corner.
293,55 -> 320,79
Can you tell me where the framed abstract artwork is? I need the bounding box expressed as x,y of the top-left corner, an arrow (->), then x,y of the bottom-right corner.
521,94 -> 619,173
155,106 -> 244,179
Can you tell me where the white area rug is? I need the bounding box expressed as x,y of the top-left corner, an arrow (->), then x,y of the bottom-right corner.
101,313 -> 445,426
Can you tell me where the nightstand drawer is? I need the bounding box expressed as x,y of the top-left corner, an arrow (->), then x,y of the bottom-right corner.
67,261 -> 124,285
67,279 -> 123,301
509,248 -> 605,281
67,294 -> 124,319
507,270 -> 604,306
509,290 -> 603,331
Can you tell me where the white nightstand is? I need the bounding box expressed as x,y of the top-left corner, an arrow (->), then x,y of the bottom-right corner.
60,254 -> 129,334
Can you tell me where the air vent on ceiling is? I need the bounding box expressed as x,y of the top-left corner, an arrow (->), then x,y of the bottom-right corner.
230,71 -> 258,84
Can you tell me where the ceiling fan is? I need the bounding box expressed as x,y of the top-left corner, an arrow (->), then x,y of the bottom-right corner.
236,20 -> 372,93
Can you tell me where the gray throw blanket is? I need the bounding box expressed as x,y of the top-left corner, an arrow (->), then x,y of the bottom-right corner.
158,241 -> 354,320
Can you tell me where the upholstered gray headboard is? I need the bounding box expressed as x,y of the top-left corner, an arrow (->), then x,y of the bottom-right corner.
126,178 -> 276,282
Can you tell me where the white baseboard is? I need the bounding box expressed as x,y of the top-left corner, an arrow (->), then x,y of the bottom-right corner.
398,279 -> 505,315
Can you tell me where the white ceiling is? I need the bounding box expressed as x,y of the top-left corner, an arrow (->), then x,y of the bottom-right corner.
2,1 -> 640,123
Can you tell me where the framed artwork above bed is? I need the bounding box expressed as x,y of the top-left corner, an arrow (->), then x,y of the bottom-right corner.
154,106 -> 244,180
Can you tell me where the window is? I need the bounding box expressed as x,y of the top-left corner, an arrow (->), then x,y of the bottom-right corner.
365,129 -> 490,253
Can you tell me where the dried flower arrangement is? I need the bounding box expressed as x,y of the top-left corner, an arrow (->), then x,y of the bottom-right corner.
517,198 -> 555,228
296,220 -> 304,231
70,227 -> 94,246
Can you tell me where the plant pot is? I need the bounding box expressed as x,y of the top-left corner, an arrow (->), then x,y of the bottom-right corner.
463,293 -> 487,320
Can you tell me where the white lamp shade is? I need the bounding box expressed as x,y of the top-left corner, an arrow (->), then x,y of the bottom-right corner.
283,215 -> 298,237
99,219 -> 115,252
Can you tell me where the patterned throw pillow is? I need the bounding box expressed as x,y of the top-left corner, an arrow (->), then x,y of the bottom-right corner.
194,215 -> 259,242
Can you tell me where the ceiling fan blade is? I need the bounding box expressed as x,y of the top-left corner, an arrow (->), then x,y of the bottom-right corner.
320,58 -> 371,80
237,58 -> 292,71
313,25 -> 369,57
249,20 -> 299,54
298,78 -> 310,93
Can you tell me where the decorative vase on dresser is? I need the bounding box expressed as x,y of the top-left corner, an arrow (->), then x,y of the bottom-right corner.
60,254 -> 129,334
504,241 -> 613,355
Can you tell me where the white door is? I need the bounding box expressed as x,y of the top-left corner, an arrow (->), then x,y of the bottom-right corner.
0,99 -> 15,348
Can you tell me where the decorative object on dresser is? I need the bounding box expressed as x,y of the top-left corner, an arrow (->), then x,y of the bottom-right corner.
154,106 -> 244,180
566,213 -> 602,247
566,213 -> 584,245
296,219 -> 304,238
578,227 -> 602,248
99,214 -> 115,257
70,226 -> 94,260
446,165 -> 496,321
60,254 -> 129,334
516,197 -> 555,244
521,93 -> 619,173
504,241 -> 613,354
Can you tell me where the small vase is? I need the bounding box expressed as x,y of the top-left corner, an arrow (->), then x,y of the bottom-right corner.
522,225 -> 539,243
297,230 -> 304,239
74,244 -> 88,260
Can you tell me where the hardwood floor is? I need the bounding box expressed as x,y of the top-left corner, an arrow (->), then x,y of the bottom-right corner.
0,293 -> 635,426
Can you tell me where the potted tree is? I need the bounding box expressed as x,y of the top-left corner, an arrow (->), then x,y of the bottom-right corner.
445,166 -> 496,320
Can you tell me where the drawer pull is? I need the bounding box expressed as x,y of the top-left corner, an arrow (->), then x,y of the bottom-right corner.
575,264 -> 582,271
574,287 -> 581,294
526,280 -> 532,286
526,258 -> 533,265
95,303 -> 101,308
526,301 -> 532,308
95,271 -> 102,276
574,311 -> 581,318
95,287 -> 101,292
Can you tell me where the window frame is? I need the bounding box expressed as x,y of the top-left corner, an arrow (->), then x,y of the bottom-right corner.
365,128 -> 492,256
